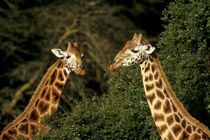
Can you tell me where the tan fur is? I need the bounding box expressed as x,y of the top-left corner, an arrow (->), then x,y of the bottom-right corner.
68,41 -> 85,75
112,33 -> 142,63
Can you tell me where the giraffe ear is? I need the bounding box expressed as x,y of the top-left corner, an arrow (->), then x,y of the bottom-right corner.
73,41 -> 78,47
137,33 -> 143,45
67,41 -> 73,52
51,48 -> 67,58
142,45 -> 155,54
132,33 -> 138,40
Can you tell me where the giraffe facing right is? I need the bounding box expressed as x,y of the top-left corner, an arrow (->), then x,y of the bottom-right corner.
110,33 -> 210,140
0,41 -> 85,140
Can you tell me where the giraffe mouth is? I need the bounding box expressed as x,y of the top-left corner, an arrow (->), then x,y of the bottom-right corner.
74,69 -> 86,75
110,63 -> 120,72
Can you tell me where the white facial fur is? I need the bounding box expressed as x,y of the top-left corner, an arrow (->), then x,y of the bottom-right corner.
110,33 -> 156,72
51,48 -> 82,71
119,44 -> 155,67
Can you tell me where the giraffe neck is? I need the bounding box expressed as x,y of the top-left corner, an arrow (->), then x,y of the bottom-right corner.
1,59 -> 70,140
141,55 -> 210,140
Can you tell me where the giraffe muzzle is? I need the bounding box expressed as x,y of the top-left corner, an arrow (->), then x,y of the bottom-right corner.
110,63 -> 120,72
74,69 -> 86,75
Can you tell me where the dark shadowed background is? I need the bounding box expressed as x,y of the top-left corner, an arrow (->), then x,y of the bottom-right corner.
0,0 -> 209,139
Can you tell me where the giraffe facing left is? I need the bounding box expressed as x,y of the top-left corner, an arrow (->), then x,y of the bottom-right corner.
0,41 -> 85,140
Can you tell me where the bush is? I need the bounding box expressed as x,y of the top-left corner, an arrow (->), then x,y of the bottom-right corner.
41,0 -> 209,139
158,0 -> 209,126
1,0 -> 209,139
41,66 -> 160,139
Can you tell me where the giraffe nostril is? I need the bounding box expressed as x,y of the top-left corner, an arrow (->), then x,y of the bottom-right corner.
82,65 -> 85,70
80,65 -> 85,70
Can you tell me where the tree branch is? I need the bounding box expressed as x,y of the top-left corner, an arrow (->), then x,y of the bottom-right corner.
3,71 -> 40,114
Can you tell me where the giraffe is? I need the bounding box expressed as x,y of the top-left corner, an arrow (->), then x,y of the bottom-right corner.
0,41 -> 86,140
110,33 -> 210,140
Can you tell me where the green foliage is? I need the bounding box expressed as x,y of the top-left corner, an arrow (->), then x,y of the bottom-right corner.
41,66 -> 160,139
39,0 -> 209,139
158,0 -> 210,126
0,0 -> 164,131
0,0 -> 136,124
1,0 -> 209,139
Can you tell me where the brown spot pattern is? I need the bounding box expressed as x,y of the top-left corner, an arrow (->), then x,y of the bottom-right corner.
167,115 -> 174,126
52,87 -> 60,104
58,71 -> 64,81
154,100 -> 162,110
2,134 -> 13,140
178,112 -> 183,119
181,119 -> 186,128
172,124 -> 182,136
171,101 -> 177,112
151,64 -> 155,73
45,80 -> 49,86
57,61 -> 63,68
154,72 -> 159,80
145,76 -> 148,82
18,123 -> 29,135
35,99 -> 39,107
41,87 -> 48,98
146,83 -> 154,92
197,129 -> 201,133
186,126 -> 192,133
155,78 -> 163,89
63,69 -> 68,78
149,56 -> 154,62
15,124 -> 19,128
38,100 -> 49,115
193,133 -> 201,140
55,82 -> 64,91
179,131 -> 189,140
144,63 -> 150,73
163,88 -> 169,98
163,99 -> 172,114
149,74 -> 153,81
192,125 -> 196,131
8,129 -> 17,136
201,132 -> 209,139
158,124 -> 167,135
29,109 -> 39,122
156,89 -> 165,100
21,118 -> 28,123
154,113 -> 164,122
174,114 -> 180,123
167,132 -> 175,140
50,69 -> 57,85
146,93 -> 156,105
30,124 -> 38,135
45,87 -> 51,101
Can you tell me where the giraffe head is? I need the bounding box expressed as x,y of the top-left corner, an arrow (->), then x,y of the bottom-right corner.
51,41 -> 85,75
110,33 -> 155,72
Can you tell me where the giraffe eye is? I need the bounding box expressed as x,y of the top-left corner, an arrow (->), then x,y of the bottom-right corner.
81,53 -> 84,59
131,49 -> 139,53
66,55 -> 71,59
